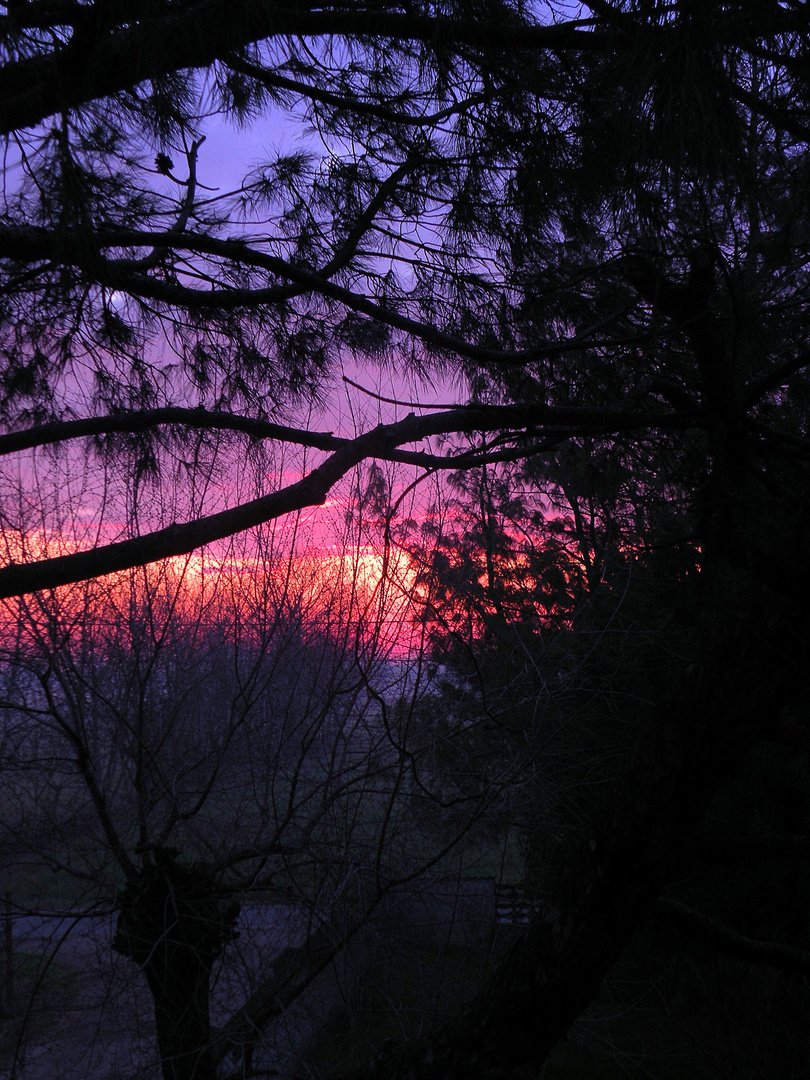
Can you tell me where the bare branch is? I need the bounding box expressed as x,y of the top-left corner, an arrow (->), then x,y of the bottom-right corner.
744,347 -> 810,410
698,834 -> 810,865
0,400 -> 694,598
657,897 -> 810,976
0,407 -> 344,457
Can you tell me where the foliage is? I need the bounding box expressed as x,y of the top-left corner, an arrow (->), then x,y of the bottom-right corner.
2,2 -> 810,1078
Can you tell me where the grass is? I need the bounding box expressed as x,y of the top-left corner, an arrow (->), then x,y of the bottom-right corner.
0,949 -> 79,1058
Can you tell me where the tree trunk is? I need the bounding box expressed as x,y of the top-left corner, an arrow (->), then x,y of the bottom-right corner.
113,851 -> 239,1080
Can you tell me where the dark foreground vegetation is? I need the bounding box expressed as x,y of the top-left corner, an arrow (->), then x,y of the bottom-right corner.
1,2 -> 810,1077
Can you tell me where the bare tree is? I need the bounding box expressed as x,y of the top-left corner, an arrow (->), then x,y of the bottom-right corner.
0,489 -> 516,1078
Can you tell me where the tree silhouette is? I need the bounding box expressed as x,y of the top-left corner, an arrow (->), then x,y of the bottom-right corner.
1,2 -> 810,1077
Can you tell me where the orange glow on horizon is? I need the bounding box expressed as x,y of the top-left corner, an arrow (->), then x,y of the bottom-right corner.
0,528 -> 423,659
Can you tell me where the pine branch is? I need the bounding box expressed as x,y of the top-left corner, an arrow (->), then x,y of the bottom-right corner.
0,3 -> 603,135
0,223 -> 662,367
0,402 -> 691,598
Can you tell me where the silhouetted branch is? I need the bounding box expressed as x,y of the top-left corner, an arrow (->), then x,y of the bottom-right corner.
227,57 -> 490,129
0,223 -> 660,367
657,897 -> 810,976
697,834 -> 810,865
0,407 -> 343,457
0,402 -> 694,598
0,5 -> 604,135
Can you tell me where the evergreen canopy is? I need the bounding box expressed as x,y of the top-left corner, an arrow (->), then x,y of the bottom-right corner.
0,0 -> 807,593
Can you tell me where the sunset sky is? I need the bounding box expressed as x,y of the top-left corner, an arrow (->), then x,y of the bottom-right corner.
0,65 -> 506,644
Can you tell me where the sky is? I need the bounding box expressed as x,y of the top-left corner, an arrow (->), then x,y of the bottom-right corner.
133,103 -> 468,555
0,61 -> 484,654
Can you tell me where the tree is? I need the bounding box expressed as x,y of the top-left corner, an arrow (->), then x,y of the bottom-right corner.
0,518 -> 510,1079
2,1 -> 810,1077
